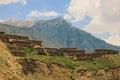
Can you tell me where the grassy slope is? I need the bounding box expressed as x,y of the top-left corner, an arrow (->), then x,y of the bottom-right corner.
22,50 -> 120,70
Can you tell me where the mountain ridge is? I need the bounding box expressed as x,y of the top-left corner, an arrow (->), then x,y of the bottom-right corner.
0,17 -> 120,51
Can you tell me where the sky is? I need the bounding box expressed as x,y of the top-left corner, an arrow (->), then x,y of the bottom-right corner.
0,0 -> 120,46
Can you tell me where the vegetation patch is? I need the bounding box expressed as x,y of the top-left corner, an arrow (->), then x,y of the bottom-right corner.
19,47 -> 120,70
23,50 -> 120,70
59,56 -> 77,69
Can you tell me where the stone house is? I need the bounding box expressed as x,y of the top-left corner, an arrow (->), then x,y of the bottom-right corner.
31,40 -> 42,48
0,32 -> 9,42
94,49 -> 118,55
59,48 -> 86,55
5,34 -> 29,42
34,48 -> 46,55
13,41 -> 31,48
7,45 -> 21,51
76,54 -> 92,60
0,32 -> 5,36
0,36 -> 9,43
59,48 -> 77,50
44,48 -> 64,56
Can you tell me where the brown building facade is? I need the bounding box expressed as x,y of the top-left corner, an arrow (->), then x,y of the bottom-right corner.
0,32 -> 5,36
31,40 -> 42,48
5,34 -> 29,42
94,49 -> 118,54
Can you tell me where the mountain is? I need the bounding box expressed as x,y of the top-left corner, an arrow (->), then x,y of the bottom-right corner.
2,18 -> 39,28
31,17 -> 120,51
0,23 -> 61,48
0,17 -> 120,51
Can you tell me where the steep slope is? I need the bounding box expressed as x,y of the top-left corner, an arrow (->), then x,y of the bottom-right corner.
0,40 -> 24,80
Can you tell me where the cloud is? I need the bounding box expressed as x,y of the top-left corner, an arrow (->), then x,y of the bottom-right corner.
103,33 -> 120,46
27,10 -> 59,18
65,0 -> 120,46
0,0 -> 27,5
0,20 -> 4,23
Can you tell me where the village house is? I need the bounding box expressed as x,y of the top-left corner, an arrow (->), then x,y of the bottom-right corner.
0,36 -> 9,43
59,48 -> 86,56
44,48 -> 64,56
0,32 -> 9,42
76,54 -> 93,60
94,49 -> 118,55
12,41 -> 31,48
59,48 -> 77,50
34,48 -> 46,55
30,40 -> 42,48
45,48 -> 58,51
7,44 -> 21,51
0,32 -> 5,36
5,34 -> 29,42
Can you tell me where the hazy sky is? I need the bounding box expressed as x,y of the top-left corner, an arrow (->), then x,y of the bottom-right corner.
0,0 -> 120,46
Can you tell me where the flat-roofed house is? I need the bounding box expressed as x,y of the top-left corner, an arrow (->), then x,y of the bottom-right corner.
12,41 -> 31,48
44,48 -> 64,56
7,45 -> 21,51
31,40 -> 42,48
5,34 -> 29,42
0,36 -> 9,42
0,32 -> 9,42
59,48 -> 77,50
76,54 -> 93,60
59,48 -> 77,53
17,35 -> 29,41
59,48 -> 86,55
94,49 -> 118,55
45,48 -> 58,51
34,48 -> 46,55
0,32 -> 5,36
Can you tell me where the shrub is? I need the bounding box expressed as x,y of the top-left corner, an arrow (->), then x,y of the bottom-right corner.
20,47 -> 37,54
60,56 -> 77,69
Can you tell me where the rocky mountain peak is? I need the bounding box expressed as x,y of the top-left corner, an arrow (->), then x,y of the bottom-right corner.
2,18 -> 39,27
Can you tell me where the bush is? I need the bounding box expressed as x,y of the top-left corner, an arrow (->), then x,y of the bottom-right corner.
20,47 -> 37,54
60,56 -> 77,69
